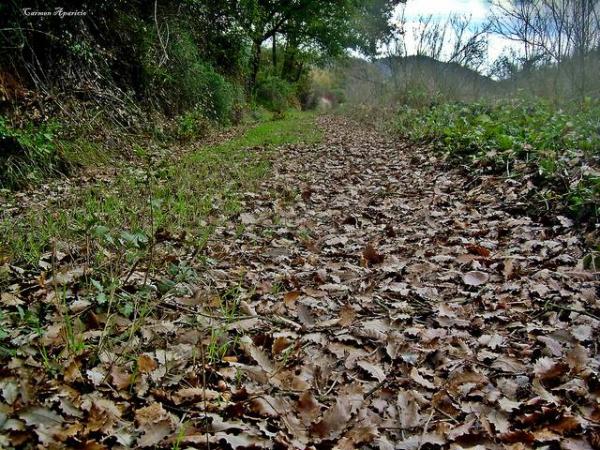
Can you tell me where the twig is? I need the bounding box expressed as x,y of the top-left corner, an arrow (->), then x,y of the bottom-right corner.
154,0 -> 169,66
160,300 -> 303,329
546,302 -> 600,321
417,409 -> 435,450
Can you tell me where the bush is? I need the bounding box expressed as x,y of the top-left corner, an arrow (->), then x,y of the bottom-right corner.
140,23 -> 238,124
255,75 -> 295,114
176,108 -> 211,141
0,117 -> 65,188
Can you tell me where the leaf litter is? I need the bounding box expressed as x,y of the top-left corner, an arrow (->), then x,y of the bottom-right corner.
0,116 -> 599,448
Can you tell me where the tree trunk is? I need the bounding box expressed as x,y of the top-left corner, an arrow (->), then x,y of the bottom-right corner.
272,33 -> 277,69
294,62 -> 304,82
281,45 -> 296,81
248,39 -> 262,95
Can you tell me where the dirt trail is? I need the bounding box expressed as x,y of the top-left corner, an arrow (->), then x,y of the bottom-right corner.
198,116 -> 599,448
2,116 -> 599,449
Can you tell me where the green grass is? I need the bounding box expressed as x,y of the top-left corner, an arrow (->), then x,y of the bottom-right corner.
0,109 -> 319,369
0,116 -> 64,188
0,111 -> 320,267
396,99 -> 600,224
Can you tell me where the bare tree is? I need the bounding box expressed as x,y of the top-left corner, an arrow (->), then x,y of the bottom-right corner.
448,15 -> 490,70
414,15 -> 448,60
490,0 -> 600,99
382,12 -> 490,103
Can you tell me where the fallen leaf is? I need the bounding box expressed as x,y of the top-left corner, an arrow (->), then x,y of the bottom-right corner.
465,243 -> 491,257
463,271 -> 489,286
137,355 -> 158,373
363,244 -> 384,265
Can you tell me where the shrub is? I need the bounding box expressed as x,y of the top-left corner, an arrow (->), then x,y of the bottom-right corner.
0,117 -> 65,188
255,75 -> 295,114
140,23 -> 237,124
176,108 -> 211,141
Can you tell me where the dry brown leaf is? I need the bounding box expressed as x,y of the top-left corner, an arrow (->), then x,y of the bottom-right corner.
297,390 -> 321,425
172,388 -> 220,405
363,244 -> 384,265
397,389 -> 421,429
137,354 -> 158,373
566,344 -> 589,372
1,292 -> 23,306
310,398 -> 352,440
465,243 -> 491,257
410,367 -> 435,390
357,360 -> 386,382
463,271 -> 489,286
284,290 -> 301,307
135,403 -> 170,425
533,357 -> 568,382
110,365 -> 130,390
137,420 -> 171,448
338,304 -> 356,327
397,432 -> 446,450
272,336 -> 291,355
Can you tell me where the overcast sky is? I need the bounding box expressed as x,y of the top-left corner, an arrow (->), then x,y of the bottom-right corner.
394,0 -> 519,69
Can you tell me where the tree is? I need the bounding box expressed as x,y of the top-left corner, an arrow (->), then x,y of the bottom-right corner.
227,0 -> 403,92
490,0 -> 600,99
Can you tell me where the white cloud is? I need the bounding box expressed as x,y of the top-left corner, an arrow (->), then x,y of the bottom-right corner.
400,0 -> 489,23
388,0 -> 522,69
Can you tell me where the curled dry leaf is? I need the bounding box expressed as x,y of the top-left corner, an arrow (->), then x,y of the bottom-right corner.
463,271 -> 489,286
465,243 -> 491,258
397,389 -> 421,429
363,244 -> 384,265
357,360 -> 386,382
137,354 -> 158,373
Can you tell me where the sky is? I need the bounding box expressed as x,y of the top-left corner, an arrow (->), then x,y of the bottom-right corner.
393,0 -> 520,70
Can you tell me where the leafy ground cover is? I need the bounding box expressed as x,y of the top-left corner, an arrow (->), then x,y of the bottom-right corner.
0,116 -> 66,188
1,115 -> 598,448
0,111 -> 319,266
396,100 -> 600,226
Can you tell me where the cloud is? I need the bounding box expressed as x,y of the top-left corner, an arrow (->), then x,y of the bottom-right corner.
399,0 -> 489,23
389,0 -> 522,69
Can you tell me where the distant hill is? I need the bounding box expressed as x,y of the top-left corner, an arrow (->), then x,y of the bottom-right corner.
337,55 -> 499,104
374,55 -> 495,86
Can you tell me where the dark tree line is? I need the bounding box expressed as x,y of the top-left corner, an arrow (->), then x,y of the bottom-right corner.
0,0 -> 403,100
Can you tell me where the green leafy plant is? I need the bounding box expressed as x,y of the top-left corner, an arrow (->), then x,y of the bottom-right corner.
0,116 -> 64,188
396,99 -> 600,224
255,75 -> 296,115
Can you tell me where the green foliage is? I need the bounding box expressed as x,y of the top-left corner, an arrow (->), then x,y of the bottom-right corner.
255,75 -> 296,114
0,117 -> 64,188
176,108 -> 211,141
397,100 -> 600,223
140,23 -> 239,123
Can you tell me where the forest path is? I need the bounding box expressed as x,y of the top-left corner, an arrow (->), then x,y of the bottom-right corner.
187,115 -> 599,448
1,115 -> 598,449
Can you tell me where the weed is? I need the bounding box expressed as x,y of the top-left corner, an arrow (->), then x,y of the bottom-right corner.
0,112 -> 320,372
171,421 -> 187,450
397,99 -> 600,224
0,116 -> 63,188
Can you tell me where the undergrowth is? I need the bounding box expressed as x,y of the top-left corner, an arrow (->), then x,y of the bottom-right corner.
0,110 -> 318,372
396,99 -> 600,225
0,117 -> 65,187
0,111 -> 319,266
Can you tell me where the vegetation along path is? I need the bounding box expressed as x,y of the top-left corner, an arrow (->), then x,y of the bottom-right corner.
1,115 -> 599,448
